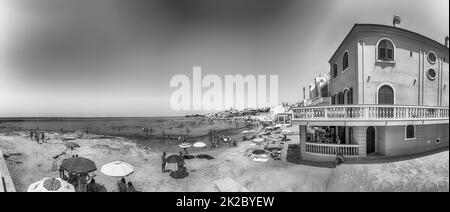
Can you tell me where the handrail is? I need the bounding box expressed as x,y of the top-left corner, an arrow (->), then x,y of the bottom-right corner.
305,142 -> 360,157
292,105 -> 449,120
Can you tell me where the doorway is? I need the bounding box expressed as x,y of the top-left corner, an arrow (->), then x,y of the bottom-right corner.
366,126 -> 376,154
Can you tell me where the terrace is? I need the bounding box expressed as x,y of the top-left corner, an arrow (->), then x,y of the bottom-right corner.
292,105 -> 449,126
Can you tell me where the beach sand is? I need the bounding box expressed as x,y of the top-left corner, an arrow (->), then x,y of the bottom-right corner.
0,130 -> 448,192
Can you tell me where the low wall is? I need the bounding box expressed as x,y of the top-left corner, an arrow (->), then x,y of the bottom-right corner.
0,149 -> 16,192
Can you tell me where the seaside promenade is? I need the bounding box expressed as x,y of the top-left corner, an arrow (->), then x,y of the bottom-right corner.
0,149 -> 16,192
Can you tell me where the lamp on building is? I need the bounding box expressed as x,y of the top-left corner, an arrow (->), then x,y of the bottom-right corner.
393,15 -> 401,27
413,79 -> 416,86
367,76 -> 371,83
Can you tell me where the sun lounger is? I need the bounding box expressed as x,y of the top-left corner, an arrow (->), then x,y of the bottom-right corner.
252,158 -> 269,162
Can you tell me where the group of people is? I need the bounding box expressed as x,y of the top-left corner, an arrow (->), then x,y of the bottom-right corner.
117,178 -> 137,192
59,170 -> 93,192
209,130 -> 236,148
30,130 -> 45,143
161,152 -> 187,174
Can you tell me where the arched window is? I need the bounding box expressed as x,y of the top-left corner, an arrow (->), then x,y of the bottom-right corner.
343,89 -> 349,105
342,52 -> 349,70
333,94 -> 338,105
378,39 -> 395,61
338,92 -> 344,105
333,64 -> 338,79
347,88 -> 353,104
405,125 -> 415,140
378,85 -> 394,105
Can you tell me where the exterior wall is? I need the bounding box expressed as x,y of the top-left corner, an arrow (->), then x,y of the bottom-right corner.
329,37 -> 358,103
382,124 -> 449,156
441,60 -> 449,106
355,30 -> 449,106
297,25 -> 449,162
376,126 -> 386,155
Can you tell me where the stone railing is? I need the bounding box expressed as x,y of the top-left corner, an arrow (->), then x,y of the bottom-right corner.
292,105 -> 449,121
305,142 -> 360,157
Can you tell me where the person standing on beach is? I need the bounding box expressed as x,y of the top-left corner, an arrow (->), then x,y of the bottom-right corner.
161,152 -> 167,173
117,178 -> 127,192
30,130 -> 33,140
78,173 -> 90,192
41,132 -> 45,142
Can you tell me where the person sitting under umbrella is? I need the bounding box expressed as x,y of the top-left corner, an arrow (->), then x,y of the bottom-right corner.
77,173 -> 90,192
117,178 -> 127,192
126,182 -> 137,192
87,179 -> 102,192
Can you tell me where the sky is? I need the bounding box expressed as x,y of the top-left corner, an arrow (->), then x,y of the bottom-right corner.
0,0 -> 448,117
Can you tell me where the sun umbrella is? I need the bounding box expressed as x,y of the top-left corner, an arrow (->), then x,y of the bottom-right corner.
64,142 -> 80,155
64,142 -> 80,149
193,142 -> 206,148
60,157 -> 97,174
166,155 -> 184,164
179,142 -> 191,148
27,177 -> 75,192
100,161 -> 134,177
252,138 -> 265,143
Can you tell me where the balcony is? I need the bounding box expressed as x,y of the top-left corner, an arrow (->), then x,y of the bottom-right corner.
305,142 -> 359,157
292,105 -> 449,126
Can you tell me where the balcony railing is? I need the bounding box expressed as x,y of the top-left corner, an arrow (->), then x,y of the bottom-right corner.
292,105 -> 449,121
305,142 -> 359,157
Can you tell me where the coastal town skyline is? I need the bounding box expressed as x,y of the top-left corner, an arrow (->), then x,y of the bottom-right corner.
0,0 -> 448,117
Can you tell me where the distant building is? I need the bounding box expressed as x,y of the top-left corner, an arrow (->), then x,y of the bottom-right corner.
292,23 -> 449,161
307,74 -> 331,106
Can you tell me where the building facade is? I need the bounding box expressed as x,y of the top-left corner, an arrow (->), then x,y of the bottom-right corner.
292,24 -> 449,161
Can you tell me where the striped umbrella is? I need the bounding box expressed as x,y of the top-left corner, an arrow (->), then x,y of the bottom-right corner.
179,142 -> 191,148
60,157 -> 97,174
27,178 -> 75,192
